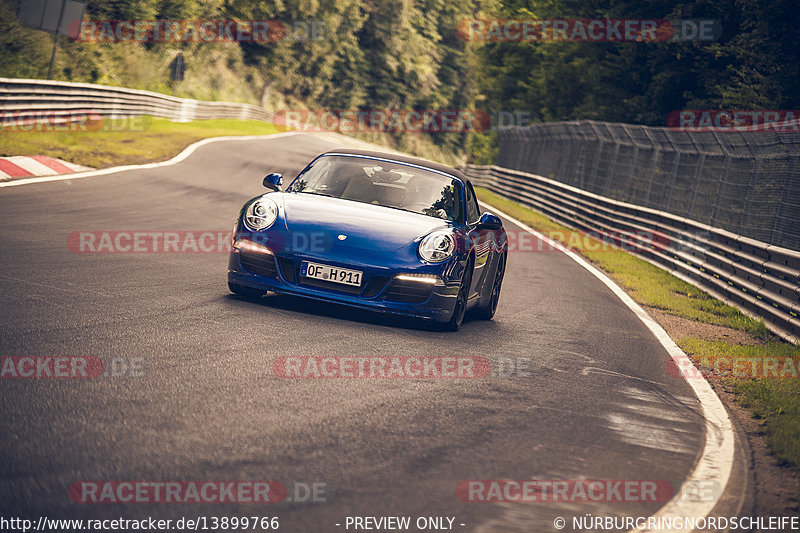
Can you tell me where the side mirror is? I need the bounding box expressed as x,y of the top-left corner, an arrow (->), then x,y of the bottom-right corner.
263,173 -> 283,191
476,212 -> 502,230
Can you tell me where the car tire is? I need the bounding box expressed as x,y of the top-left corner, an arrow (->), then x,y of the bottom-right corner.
475,253 -> 506,320
446,257 -> 474,331
228,281 -> 265,299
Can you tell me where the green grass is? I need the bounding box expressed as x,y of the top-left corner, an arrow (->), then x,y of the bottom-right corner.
679,339 -> 800,468
0,114 -> 465,171
476,186 -> 799,469
0,117 -> 284,169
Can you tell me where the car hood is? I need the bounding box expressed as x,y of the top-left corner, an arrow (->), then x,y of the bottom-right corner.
278,192 -> 450,251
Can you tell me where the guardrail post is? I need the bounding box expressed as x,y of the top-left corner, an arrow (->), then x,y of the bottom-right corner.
177,99 -> 197,123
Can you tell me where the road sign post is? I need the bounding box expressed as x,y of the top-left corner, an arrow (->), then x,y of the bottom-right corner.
169,53 -> 187,96
46,0 -> 67,79
12,0 -> 86,79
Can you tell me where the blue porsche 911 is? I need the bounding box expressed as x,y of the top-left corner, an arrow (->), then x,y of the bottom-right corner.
227,149 -> 507,330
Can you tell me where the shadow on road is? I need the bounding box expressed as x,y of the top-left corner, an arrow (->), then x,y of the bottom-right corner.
221,291 -> 479,332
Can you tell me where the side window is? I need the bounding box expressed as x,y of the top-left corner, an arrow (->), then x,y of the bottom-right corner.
465,182 -> 480,224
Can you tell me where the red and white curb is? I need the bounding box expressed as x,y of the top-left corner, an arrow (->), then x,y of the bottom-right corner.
0,156 -> 91,179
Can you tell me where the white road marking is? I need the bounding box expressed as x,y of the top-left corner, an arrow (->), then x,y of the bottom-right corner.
0,132 -> 299,188
480,200 -> 735,532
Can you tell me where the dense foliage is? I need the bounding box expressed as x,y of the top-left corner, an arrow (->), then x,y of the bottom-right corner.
1,0 -> 797,161
475,0 -> 800,125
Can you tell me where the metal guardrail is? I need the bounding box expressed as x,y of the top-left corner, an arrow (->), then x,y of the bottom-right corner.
496,122 -> 800,251
466,164 -> 800,344
0,77 -> 278,124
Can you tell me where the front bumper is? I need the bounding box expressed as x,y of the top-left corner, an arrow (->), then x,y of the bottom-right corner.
227,247 -> 460,322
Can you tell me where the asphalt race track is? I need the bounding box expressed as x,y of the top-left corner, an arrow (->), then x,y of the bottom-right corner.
0,134 -> 708,532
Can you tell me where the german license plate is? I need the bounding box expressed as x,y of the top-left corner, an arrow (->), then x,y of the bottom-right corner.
301,261 -> 362,287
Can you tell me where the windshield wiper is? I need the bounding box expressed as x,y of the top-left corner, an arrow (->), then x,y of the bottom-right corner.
298,190 -> 334,197
381,205 -> 416,214
381,204 -> 448,219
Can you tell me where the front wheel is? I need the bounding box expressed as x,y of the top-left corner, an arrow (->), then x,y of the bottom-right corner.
228,281 -> 265,299
475,253 -> 505,320
446,258 -> 474,331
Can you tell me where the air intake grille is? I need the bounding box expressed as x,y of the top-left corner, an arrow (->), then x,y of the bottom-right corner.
384,278 -> 434,304
362,276 -> 391,298
239,250 -> 278,278
276,257 -> 297,283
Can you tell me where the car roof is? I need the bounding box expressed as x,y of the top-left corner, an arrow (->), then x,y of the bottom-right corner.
317,149 -> 467,182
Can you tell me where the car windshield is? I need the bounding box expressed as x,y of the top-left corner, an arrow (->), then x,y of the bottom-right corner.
287,155 -> 463,222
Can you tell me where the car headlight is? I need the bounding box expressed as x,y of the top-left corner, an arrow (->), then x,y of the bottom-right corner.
418,230 -> 456,263
244,197 -> 279,230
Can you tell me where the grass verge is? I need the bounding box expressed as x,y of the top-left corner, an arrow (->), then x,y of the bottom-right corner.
0,116 -> 462,171
0,117 -> 284,169
476,186 -> 800,469
678,339 -> 800,468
